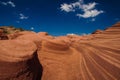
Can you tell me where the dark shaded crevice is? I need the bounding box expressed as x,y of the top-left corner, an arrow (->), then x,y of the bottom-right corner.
27,51 -> 43,80
0,35 -> 9,40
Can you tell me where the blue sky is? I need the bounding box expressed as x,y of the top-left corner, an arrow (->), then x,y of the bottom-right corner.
0,0 -> 120,36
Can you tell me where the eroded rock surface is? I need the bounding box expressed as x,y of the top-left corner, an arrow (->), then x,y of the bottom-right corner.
0,22 -> 120,80
0,40 -> 42,80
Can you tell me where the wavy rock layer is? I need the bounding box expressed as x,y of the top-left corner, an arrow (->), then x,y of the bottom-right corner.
38,22 -> 120,80
0,22 -> 120,80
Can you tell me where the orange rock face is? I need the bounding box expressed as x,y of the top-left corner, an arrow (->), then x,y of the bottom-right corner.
0,22 -> 120,80
0,40 -> 42,80
0,29 -> 8,40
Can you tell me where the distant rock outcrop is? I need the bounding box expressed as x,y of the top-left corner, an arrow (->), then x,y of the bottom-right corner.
92,29 -> 103,34
0,29 -> 8,40
0,22 -> 120,80
0,26 -> 25,40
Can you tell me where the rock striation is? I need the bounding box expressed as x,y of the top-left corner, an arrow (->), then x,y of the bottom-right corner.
0,22 -> 120,80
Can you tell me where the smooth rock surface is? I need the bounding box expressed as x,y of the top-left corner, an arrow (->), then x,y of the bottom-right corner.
0,22 -> 120,80
0,40 -> 42,80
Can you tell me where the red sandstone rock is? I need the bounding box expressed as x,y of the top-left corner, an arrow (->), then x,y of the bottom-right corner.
92,29 -> 103,34
37,32 -> 48,36
38,22 -> 120,80
0,22 -> 120,80
0,40 -> 42,80
0,29 -> 8,40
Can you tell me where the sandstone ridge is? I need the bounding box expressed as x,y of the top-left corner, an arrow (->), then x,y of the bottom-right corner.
0,22 -> 120,80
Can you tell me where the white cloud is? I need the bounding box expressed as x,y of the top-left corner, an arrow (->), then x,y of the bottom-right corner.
7,1 -> 15,7
60,0 -> 83,12
76,9 -> 104,18
60,0 -> 104,19
1,2 -> 7,5
31,27 -> 34,30
67,33 -> 77,36
19,13 -> 28,20
71,0 -> 83,8
82,2 -> 97,11
0,1 -> 15,7
60,3 -> 75,12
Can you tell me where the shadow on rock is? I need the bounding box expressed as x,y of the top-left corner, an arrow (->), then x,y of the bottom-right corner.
27,51 -> 43,80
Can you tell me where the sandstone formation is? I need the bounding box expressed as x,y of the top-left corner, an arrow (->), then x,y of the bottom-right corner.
38,22 -> 120,80
0,40 -> 42,80
0,29 -> 8,40
0,26 -> 25,40
0,22 -> 120,80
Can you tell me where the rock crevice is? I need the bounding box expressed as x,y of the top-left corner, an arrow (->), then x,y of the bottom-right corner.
0,22 -> 120,80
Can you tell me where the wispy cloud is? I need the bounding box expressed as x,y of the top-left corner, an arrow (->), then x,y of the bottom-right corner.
60,3 -> 75,12
76,9 -> 104,18
60,0 -> 82,12
7,1 -> 15,7
31,27 -> 34,30
60,0 -> 104,19
19,13 -> 28,20
67,33 -> 77,36
0,1 -> 16,7
82,2 -> 97,11
1,2 -> 7,5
